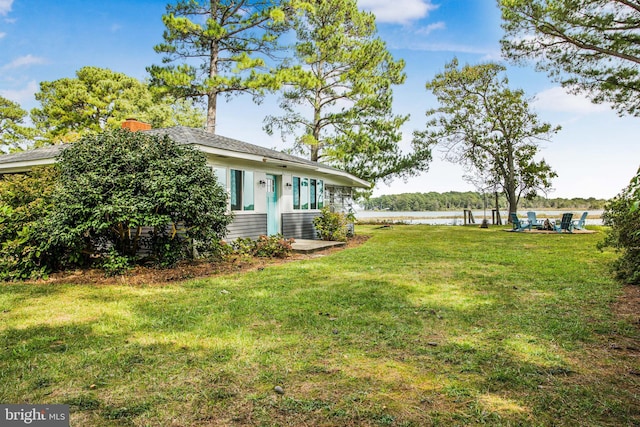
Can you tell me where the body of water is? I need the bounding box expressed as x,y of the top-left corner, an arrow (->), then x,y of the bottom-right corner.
355,210 -> 604,226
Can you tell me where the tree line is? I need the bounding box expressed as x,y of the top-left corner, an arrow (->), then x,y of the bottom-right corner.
362,192 -> 607,212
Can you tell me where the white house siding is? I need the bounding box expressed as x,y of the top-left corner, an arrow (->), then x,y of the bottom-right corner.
207,155 -> 348,240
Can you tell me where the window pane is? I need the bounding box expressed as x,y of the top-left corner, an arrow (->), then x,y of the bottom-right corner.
310,179 -> 317,209
317,180 -> 323,209
230,169 -> 242,211
243,171 -> 254,211
293,177 -> 300,210
213,167 -> 227,189
301,178 -> 309,209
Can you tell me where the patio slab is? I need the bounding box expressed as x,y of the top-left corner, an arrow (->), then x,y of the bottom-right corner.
291,239 -> 346,254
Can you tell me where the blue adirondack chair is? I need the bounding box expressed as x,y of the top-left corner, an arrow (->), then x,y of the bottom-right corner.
554,213 -> 574,233
527,211 -> 543,228
572,211 -> 588,230
510,212 -> 531,231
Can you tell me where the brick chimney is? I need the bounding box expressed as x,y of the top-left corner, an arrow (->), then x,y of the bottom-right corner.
121,118 -> 151,132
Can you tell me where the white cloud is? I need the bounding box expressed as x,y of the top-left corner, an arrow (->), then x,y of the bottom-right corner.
416,21 -> 445,36
111,23 -> 122,32
0,31 -> 5,39
0,80 -> 38,104
0,0 -> 12,16
405,41 -> 494,56
359,0 -> 438,24
3,54 -> 46,69
533,86 -> 610,114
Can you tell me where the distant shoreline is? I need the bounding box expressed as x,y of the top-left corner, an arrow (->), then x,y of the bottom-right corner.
361,191 -> 608,212
355,209 -> 603,226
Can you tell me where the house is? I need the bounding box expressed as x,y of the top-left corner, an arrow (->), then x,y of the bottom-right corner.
0,120 -> 370,240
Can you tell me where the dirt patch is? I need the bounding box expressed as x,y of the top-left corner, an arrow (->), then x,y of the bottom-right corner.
613,284 -> 640,328
608,284 -> 640,376
30,235 -> 370,286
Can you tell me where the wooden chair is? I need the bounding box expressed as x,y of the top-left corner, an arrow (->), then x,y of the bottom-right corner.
527,211 -> 543,228
572,211 -> 588,230
510,212 -> 531,232
554,213 -> 574,233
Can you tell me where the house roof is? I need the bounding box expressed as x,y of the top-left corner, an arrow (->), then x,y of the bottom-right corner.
0,144 -> 65,165
0,127 -> 371,188
146,127 -> 323,169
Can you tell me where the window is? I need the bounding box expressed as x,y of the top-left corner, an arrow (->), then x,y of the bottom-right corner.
293,176 -> 324,210
213,167 -> 227,189
293,177 -> 300,210
310,179 -> 317,209
230,169 -> 254,211
243,171 -> 254,210
301,178 -> 309,209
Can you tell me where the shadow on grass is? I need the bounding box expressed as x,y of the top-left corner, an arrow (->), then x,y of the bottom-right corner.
0,226 -> 637,425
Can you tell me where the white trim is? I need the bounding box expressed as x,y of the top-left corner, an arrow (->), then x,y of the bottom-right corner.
0,158 -> 57,173
196,144 -> 370,189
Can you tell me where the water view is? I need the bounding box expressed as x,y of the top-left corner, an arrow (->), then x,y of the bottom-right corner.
355,210 -> 604,226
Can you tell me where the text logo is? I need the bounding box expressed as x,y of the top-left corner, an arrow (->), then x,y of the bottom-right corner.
1,405 -> 69,426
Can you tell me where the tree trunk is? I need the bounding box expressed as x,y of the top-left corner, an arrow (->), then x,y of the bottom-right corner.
206,92 -> 217,134
310,144 -> 320,162
206,0 -> 218,134
494,191 -> 502,225
310,63 -> 322,162
506,141 -> 518,219
506,185 -> 518,220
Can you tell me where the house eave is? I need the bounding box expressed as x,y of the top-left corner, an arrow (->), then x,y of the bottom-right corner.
195,144 -> 371,189
0,128 -> 372,189
0,157 -> 58,174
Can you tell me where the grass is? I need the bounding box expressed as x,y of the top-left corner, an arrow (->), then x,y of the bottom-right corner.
0,225 -> 638,426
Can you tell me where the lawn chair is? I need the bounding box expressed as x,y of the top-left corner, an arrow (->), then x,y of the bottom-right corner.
572,211 -> 588,230
510,212 -> 531,232
527,211 -> 543,228
554,213 -> 574,233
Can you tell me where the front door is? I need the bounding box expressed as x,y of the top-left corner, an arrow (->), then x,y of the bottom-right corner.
266,174 -> 279,235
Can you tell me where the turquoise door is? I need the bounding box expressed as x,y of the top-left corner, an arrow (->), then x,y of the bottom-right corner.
266,174 -> 279,235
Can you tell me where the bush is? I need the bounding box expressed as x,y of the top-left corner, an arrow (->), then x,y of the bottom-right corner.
230,235 -> 294,258
313,207 -> 348,241
230,237 -> 257,257
598,182 -> 640,285
101,247 -> 134,277
0,167 -> 61,280
253,235 -> 294,258
49,129 -> 233,268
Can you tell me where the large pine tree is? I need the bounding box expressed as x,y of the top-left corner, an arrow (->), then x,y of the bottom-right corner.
264,0 -> 431,185
148,0 -> 291,133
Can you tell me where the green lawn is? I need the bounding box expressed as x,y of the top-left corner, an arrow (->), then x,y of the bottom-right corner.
1,225 -> 638,426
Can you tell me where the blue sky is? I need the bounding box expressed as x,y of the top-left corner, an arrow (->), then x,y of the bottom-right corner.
1,0 -> 638,199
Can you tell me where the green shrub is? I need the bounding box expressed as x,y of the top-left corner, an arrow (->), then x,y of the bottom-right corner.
0,166 -> 61,280
230,235 -> 294,258
313,207 -> 348,241
195,238 -> 233,261
101,247 -> 134,277
230,237 -> 257,257
253,234 -> 294,258
50,129 -> 233,268
599,184 -> 640,285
